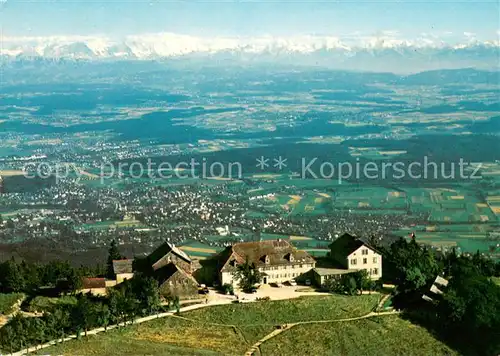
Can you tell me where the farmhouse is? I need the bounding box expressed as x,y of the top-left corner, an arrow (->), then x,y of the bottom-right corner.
112,259 -> 134,284
150,242 -> 193,274
311,267 -> 357,287
80,277 -> 107,296
219,239 -> 316,286
148,242 -> 199,298
329,233 -> 382,280
155,263 -> 199,298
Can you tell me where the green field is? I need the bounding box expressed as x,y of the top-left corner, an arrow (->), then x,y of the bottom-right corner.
26,296 -> 77,313
77,219 -> 145,231
242,179 -> 500,257
35,317 -> 235,356
262,315 -> 458,356
394,223 -> 500,259
182,295 -> 380,326
0,293 -> 24,315
178,240 -> 223,258
36,295 -> 457,356
251,192 -> 331,216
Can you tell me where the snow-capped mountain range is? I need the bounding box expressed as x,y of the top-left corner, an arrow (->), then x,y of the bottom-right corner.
2,32 -> 499,59
2,32 -> 499,72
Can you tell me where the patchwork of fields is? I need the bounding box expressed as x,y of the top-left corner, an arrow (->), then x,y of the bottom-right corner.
241,171 -> 500,258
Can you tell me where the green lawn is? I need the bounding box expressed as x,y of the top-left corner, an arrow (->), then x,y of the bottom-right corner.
36,317 -> 244,356
0,293 -> 24,315
35,295 -> 379,355
182,295 -> 380,326
34,295 -> 456,356
261,316 -> 458,356
27,296 -> 77,313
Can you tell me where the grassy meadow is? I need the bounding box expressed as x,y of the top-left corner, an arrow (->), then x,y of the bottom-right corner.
34,295 -> 460,356
262,315 -> 458,356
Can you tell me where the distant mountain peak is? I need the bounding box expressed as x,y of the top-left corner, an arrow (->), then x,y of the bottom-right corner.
1,33 -> 499,72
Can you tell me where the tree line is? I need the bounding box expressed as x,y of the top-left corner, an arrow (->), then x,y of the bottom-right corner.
0,275 -> 166,353
381,238 -> 500,356
0,259 -> 104,295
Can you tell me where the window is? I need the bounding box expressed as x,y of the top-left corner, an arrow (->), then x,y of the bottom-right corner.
363,258 -> 367,264
373,268 -> 379,275
350,259 -> 357,265
362,249 -> 368,255
373,257 -> 378,263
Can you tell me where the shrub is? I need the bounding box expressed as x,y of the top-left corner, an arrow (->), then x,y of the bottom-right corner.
221,283 -> 234,295
0,293 -> 24,315
256,296 -> 271,302
27,296 -> 77,313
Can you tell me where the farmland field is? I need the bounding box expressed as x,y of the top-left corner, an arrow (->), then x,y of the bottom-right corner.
178,241 -> 223,258
36,295 -> 457,356
218,177 -> 500,257
35,317 -> 236,356
182,295 -> 380,326
261,316 -> 458,356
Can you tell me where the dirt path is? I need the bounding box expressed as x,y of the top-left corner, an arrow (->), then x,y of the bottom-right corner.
243,310 -> 400,356
8,299 -> 235,356
376,294 -> 392,311
9,292 -> 394,356
0,296 -> 27,328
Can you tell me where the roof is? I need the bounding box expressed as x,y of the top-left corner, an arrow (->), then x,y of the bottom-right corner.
434,275 -> 449,287
329,233 -> 381,257
149,241 -> 192,266
112,259 -> 133,274
221,239 -> 315,272
155,262 -> 198,286
313,268 -> 357,276
82,277 -> 106,289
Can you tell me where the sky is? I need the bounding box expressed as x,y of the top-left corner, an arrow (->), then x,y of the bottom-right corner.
1,0 -> 499,41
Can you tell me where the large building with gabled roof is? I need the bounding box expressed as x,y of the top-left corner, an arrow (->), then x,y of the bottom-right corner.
329,233 -> 382,280
149,241 -> 193,274
146,241 -> 199,298
112,259 -> 134,284
219,239 -> 316,286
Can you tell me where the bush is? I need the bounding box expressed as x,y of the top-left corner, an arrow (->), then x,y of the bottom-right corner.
323,271 -> 376,296
0,293 -> 24,314
27,296 -> 77,313
221,283 -> 234,295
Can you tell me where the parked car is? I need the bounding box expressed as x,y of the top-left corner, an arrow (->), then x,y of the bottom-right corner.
288,280 -> 297,286
198,284 -> 209,294
305,279 -> 311,286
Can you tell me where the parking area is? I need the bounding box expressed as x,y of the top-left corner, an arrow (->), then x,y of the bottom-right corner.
221,284 -> 328,302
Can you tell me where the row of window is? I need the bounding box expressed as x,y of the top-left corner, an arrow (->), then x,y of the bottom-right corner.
260,264 -> 314,271
350,257 -> 378,265
269,272 -> 299,279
